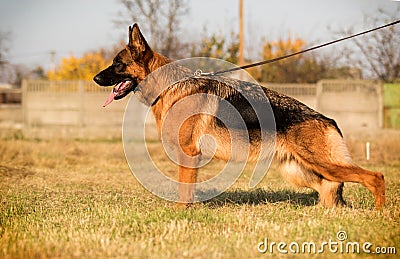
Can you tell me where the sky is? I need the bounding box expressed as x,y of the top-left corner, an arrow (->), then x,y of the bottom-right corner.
0,0 -> 399,70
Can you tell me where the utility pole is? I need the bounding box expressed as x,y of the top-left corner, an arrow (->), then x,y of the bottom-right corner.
238,0 -> 245,67
50,50 -> 56,73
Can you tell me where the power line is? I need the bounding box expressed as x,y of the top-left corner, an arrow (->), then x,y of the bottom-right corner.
207,19 -> 400,76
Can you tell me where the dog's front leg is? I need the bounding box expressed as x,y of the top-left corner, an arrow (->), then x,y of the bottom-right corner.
177,145 -> 199,208
178,166 -> 197,207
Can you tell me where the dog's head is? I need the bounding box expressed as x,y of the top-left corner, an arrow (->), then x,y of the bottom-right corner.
93,24 -> 153,106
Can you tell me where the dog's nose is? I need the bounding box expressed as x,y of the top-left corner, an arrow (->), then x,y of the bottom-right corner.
93,74 -> 102,84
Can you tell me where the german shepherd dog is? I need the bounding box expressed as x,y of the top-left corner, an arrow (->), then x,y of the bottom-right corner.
94,24 -> 385,209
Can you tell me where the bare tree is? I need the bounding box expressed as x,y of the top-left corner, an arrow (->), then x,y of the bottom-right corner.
0,31 -> 10,67
337,8 -> 400,82
114,0 -> 188,58
0,31 -> 14,84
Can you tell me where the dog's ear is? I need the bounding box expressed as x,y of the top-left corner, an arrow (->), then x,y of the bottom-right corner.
128,23 -> 151,60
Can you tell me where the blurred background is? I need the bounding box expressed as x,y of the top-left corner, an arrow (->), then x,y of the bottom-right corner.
0,0 -> 399,140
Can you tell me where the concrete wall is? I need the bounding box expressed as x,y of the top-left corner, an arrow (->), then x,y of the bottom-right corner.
266,80 -> 382,132
316,80 -> 382,131
0,104 -> 22,127
19,79 -> 383,139
0,88 -> 22,129
25,92 -> 129,127
22,80 -> 136,139
265,83 -> 317,109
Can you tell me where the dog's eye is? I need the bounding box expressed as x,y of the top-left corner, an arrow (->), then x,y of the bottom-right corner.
116,63 -> 125,71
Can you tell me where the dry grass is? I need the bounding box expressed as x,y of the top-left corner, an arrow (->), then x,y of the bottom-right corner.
0,134 -> 399,258
344,129 -> 400,165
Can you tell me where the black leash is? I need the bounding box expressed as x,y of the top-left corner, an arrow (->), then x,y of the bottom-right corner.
201,19 -> 400,76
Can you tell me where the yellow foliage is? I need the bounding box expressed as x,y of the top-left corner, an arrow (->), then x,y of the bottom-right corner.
248,36 -> 331,83
262,36 -> 305,60
48,52 -> 108,80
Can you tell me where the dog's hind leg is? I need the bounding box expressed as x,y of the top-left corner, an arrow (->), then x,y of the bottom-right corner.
314,180 -> 345,207
285,123 -> 385,209
311,129 -> 385,209
311,164 -> 385,209
279,158 -> 345,207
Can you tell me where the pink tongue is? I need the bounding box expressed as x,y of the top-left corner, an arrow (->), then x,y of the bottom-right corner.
103,88 -> 116,107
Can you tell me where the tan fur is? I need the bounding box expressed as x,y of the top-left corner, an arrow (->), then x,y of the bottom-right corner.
275,122 -> 385,208
94,24 -> 385,209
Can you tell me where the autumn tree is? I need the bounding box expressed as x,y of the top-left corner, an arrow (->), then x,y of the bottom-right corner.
191,32 -> 239,64
250,36 -> 356,83
114,0 -> 188,58
47,52 -> 108,81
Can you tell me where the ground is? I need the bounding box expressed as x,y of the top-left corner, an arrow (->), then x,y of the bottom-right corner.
0,132 -> 399,258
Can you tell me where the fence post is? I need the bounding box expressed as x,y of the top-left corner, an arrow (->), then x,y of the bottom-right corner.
21,79 -> 28,129
315,80 -> 323,111
78,80 -> 84,128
